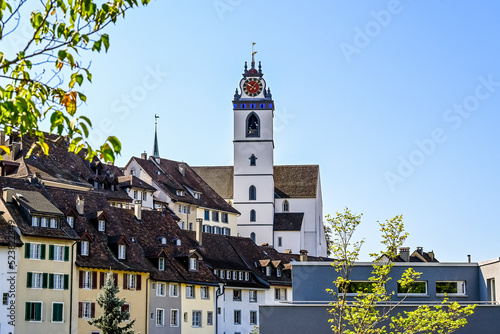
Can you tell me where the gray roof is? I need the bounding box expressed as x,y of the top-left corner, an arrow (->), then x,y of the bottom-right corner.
13,190 -> 64,216
192,165 -> 319,199
274,212 -> 304,231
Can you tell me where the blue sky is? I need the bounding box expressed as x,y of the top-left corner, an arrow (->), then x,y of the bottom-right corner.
16,1 -> 500,261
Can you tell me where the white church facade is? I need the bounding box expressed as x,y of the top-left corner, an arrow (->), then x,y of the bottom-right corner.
194,55 -> 327,257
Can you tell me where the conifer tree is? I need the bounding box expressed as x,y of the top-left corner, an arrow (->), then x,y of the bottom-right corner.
88,272 -> 135,334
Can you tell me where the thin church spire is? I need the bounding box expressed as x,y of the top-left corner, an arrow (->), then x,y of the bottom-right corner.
153,114 -> 160,158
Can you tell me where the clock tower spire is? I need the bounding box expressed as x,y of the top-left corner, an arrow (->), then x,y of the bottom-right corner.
233,51 -> 275,246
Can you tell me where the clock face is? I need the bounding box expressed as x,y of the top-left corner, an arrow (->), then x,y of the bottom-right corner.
243,78 -> 263,97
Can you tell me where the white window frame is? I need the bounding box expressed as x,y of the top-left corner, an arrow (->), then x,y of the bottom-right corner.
98,220 -> 105,232
32,272 -> 43,289
249,290 -> 257,302
83,271 -> 92,289
31,216 -> 39,227
128,274 -> 137,290
397,281 -> 428,296
238,271 -> 243,280
266,266 -> 271,276
41,217 -> 48,227
82,301 -> 92,319
277,268 -> 282,277
156,308 -> 165,327
234,310 -> 241,325
158,257 -> 165,271
192,310 -> 202,328
49,218 -> 58,228
81,241 -> 89,256
207,311 -> 213,326
186,285 -> 194,298
30,243 -> 41,260
220,270 -> 225,279
275,288 -> 287,301
233,289 -> 242,301
169,284 -> 179,297
250,310 -> 258,325
156,283 -> 166,297
233,271 -> 237,280
226,270 -> 231,279
118,245 -> 126,260
189,258 -> 197,271
53,273 -> 64,290
436,281 -> 467,296
245,272 -> 250,281
201,286 -> 209,299
27,301 -> 43,322
142,192 -> 147,201
170,309 -> 179,327
54,245 -> 64,261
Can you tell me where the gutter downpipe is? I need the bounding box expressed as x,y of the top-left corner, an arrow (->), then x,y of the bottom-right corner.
146,276 -> 150,334
69,241 -> 78,334
215,283 -> 225,334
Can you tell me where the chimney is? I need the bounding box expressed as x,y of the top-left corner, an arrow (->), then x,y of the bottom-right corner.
10,142 -> 20,160
467,255 -> 471,263
261,243 -> 269,247
0,131 -> 4,147
300,249 -> 308,262
428,251 -> 435,261
76,195 -> 85,215
2,187 -> 15,203
416,246 -> 423,256
134,200 -> 142,221
284,249 -> 292,254
141,152 -> 147,160
399,247 -> 410,262
195,218 -> 203,246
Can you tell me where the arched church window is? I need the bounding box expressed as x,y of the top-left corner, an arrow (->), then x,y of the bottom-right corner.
260,104 -> 265,108
246,113 -> 260,137
249,185 -> 256,200
283,200 -> 289,212
251,104 -> 255,108
250,232 -> 256,243
249,154 -> 257,166
250,210 -> 256,222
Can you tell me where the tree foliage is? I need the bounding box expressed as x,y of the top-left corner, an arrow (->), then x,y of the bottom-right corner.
0,0 -> 150,161
326,208 -> 475,334
88,271 -> 135,334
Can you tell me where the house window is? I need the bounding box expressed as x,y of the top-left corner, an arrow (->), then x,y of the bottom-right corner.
266,266 -> 271,276
52,302 -> 64,322
53,274 -> 64,290
239,271 -> 243,280
220,270 -> 225,279
250,209 -> 256,222
156,308 -> 165,327
118,245 -> 126,259
186,285 -> 194,298
31,216 -> 39,227
53,245 -> 64,261
436,281 -> 466,296
179,221 -> 185,229
250,154 -> 257,166
192,310 -> 202,328
277,268 -> 282,277
207,311 -> 213,326
128,274 -> 137,289
28,243 -> 44,260
3,293 -> 8,305
121,304 -> 130,321
80,301 -> 92,319
189,258 -> 197,271
249,290 -> 257,302
171,309 -> 179,327
142,192 -> 147,201
397,281 -> 428,295
178,205 -> 182,213
160,237 -> 167,245
345,281 -> 375,294
221,212 -> 228,223
82,271 -> 92,289
249,185 -> 256,200
233,289 -> 242,301
133,190 -> 138,199
194,192 -> 201,199
204,210 -> 210,220
234,310 -> 241,325
246,112 -> 260,137
81,241 -> 89,256
278,237 -> 282,247
283,200 -> 289,212
250,310 -> 257,325
158,257 -> 165,270
25,301 -> 42,321
30,272 -> 43,289
188,222 -> 193,231
169,284 -> 179,297
98,220 -> 105,231
275,288 -> 287,301
41,218 -> 48,227
212,211 -> 219,222
245,272 -> 250,281
130,169 -> 135,176
176,190 -> 184,197
201,286 -> 209,299
157,283 -> 166,296
67,216 -> 74,228
49,218 -> 58,228
226,270 -> 231,279
233,271 -> 237,280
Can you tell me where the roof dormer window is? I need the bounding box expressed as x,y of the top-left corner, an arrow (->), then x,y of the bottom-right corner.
178,165 -> 185,176
31,217 -> 39,227
81,241 -> 89,256
194,192 -> 202,200
176,190 -> 184,197
189,258 -> 197,271
41,217 -> 48,228
66,216 -> 74,228
118,245 -> 126,260
160,237 -> 166,245
277,267 -> 282,277
50,218 -> 58,228
266,266 -> 271,276
158,257 -> 165,271
98,220 -> 105,232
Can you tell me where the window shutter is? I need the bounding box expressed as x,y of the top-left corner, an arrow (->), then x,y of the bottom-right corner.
79,270 -> 83,289
35,302 -> 42,321
49,245 -> 54,260
25,302 -> 31,321
92,271 -> 98,289
91,302 -> 96,318
123,273 -> 128,290
137,275 -> 142,290
113,273 -> 118,287
42,273 -> 48,288
25,243 -> 31,258
100,272 -> 105,288
40,244 -> 46,260
26,272 -> 32,288
64,274 -> 69,290
49,273 -> 54,289
78,302 -> 82,318
64,246 -> 70,261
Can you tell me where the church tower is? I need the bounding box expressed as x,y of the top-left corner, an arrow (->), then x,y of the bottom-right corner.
233,53 -> 275,246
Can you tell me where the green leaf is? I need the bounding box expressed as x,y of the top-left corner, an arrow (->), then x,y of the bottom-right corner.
107,136 -> 121,154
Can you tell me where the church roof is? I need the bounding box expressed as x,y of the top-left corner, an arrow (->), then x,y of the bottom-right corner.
274,213 -> 304,231
192,165 -> 319,199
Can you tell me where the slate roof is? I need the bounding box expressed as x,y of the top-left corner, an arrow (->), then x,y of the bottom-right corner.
0,215 -> 23,247
274,212 -> 304,231
118,175 -> 156,191
13,190 -> 64,216
192,165 -> 320,199
132,157 -> 238,214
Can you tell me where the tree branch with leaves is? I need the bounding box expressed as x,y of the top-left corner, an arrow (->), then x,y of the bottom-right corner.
0,0 -> 150,161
